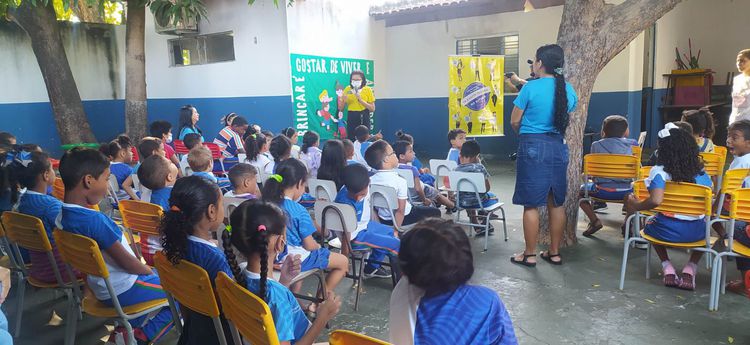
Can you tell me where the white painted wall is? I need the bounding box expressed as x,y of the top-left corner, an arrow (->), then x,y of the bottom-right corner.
144,0 -> 291,99
653,0 -> 750,89
0,23 -> 126,104
285,0 -> 388,94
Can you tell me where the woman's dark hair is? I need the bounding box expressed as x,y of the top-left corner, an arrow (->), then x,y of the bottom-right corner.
2,148 -> 51,201
244,132 -> 268,162
395,130 -> 414,145
159,176 -> 221,264
261,158 -> 308,204
656,128 -> 704,183
231,116 -> 248,128
178,105 -> 202,135
536,44 -> 569,134
301,131 -> 320,154
269,135 -> 292,164
681,108 -> 715,139
350,70 -> 368,89
222,200 -> 286,300
399,218 -> 473,297
282,127 -> 297,140
0,132 -> 16,147
317,139 -> 346,190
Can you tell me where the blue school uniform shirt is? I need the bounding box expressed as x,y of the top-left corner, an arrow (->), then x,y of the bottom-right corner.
590,137 -> 639,190
646,165 -> 712,220
244,270 -> 310,343
412,157 -> 423,170
57,203 -> 138,300
17,190 -> 61,242
359,141 -> 372,158
185,235 -> 232,281
280,197 -> 316,262
110,162 -> 133,188
334,187 -> 370,239
513,77 -> 578,134
132,162 -> 141,175
149,187 -> 172,210
415,285 -> 517,345
447,148 -> 460,164
193,171 -> 218,183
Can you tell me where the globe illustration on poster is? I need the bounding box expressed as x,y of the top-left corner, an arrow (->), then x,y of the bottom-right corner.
462,82 -> 491,111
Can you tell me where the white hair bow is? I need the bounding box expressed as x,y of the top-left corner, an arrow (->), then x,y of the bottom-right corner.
658,122 -> 679,139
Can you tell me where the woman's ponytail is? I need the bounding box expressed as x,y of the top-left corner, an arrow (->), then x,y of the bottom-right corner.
536,44 -> 570,134
258,230 -> 269,301
261,158 -> 308,205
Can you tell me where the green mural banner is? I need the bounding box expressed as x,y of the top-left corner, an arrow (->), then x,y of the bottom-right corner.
290,53 -> 375,140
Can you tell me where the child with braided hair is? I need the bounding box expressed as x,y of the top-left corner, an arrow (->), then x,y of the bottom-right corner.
222,200 -> 340,345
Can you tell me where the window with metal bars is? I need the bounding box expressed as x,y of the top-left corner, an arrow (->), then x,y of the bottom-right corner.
456,34 -> 519,92
169,32 -> 235,67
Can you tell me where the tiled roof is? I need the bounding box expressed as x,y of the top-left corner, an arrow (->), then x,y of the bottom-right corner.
369,0 -> 471,16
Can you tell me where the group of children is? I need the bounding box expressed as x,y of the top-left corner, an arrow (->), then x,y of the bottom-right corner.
579,109 -> 750,294
0,121 -> 517,345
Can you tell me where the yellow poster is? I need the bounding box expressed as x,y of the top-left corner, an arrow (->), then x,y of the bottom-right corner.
448,55 -> 504,137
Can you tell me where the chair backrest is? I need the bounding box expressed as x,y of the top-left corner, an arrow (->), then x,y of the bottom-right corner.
583,154 -> 639,179
203,143 -> 223,160
369,184 -> 398,213
153,252 -> 220,318
0,219 -> 25,272
632,179 -> 712,217
729,188 -> 750,222
107,174 -> 120,194
173,140 -> 190,155
215,272 -> 280,345
639,166 -> 652,180
119,200 -> 163,237
131,146 -> 140,163
314,201 -> 357,234
307,178 -> 338,201
53,228 -> 109,278
224,197 -> 248,217
721,169 -> 750,194
631,146 -> 642,163
448,171 -> 486,193
700,152 -> 723,178
52,177 -> 65,201
329,329 -> 392,345
429,159 -> 457,177
396,169 -> 415,189
1,212 -> 52,253
715,145 -> 728,165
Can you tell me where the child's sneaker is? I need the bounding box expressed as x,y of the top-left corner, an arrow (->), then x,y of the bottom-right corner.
364,266 -> 392,279
105,326 -> 128,345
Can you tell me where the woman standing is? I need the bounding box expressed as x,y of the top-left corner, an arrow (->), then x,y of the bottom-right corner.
341,70 -> 376,136
178,105 -> 204,141
730,49 -> 750,124
510,44 -> 578,267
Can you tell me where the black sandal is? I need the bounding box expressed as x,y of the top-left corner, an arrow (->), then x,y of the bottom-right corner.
510,253 -> 537,267
540,251 -> 563,265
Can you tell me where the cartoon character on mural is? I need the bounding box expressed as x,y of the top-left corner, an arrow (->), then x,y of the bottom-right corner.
453,112 -> 461,129
491,84 -> 499,107
317,89 -> 335,131
335,112 -> 347,139
465,112 -> 473,133
454,58 -> 464,81
487,60 -> 497,81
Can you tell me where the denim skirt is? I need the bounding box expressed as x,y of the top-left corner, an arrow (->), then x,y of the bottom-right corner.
513,133 -> 569,207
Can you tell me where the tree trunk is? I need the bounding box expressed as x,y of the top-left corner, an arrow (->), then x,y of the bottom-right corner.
10,1 -> 96,145
538,0 -> 682,246
125,1 -> 148,141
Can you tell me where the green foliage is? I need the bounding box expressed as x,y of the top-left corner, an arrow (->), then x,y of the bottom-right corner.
248,0 -> 294,8
150,0 -> 207,27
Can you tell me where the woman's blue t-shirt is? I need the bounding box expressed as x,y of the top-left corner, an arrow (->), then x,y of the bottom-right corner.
178,126 -> 205,142
513,77 -> 578,134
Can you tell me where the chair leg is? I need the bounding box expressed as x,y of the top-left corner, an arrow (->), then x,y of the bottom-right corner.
483,212 -> 490,252
14,272 -> 25,337
500,207 -> 508,242
123,318 -> 136,345
645,244 -> 651,279
619,238 -> 637,290
212,316 -> 229,345
64,290 -> 78,345
355,256 -> 364,312
166,293 -> 182,335
229,322 -> 242,345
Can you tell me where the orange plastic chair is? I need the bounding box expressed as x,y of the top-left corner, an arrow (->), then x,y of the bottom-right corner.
52,177 -> 100,211
154,252 -> 228,345
215,272 -> 279,345
53,229 -> 168,345
638,166 -> 652,180
700,152 -> 724,189
711,188 -> 750,310
715,145 -> 727,169
118,200 -> 162,260
330,329 -> 392,345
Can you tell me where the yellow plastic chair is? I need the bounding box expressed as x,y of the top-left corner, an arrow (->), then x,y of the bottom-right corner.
579,154 -> 639,229
153,252 -> 228,345
119,200 -> 163,259
713,169 -> 750,220
710,188 -> 750,310
330,329 -> 392,345
1,212 -> 82,343
53,229 -> 169,345
215,272 -> 280,345
700,152 -> 724,192
618,180 -> 721,310
715,145 -> 728,169
52,177 -> 101,211
638,166 -> 652,180
631,146 -> 642,165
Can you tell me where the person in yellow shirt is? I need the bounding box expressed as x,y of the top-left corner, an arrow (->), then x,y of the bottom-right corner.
341,70 -> 376,136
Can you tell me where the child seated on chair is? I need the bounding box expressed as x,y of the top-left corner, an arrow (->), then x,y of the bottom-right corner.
712,120 -> 750,247
455,140 -> 499,234
625,124 -> 712,291
223,200 -> 338,344
100,135 -> 136,200
9,149 -> 81,284
267,135 -> 292,175
224,163 -> 260,199
389,218 -> 517,345
579,115 -> 638,237
261,159 -> 348,301
447,128 -> 467,165
158,175 -> 234,345
179,133 -> 202,174
150,120 -> 182,176
393,140 -> 455,211
299,131 -> 322,178
122,137 -> 164,200
57,148 -> 174,345
353,125 -> 382,165
342,139 -> 359,166
137,155 -> 178,265
244,132 -> 271,175
366,141 -> 442,229
189,146 -> 231,191
335,164 -> 400,279
682,107 -> 715,153
645,121 -> 694,166
395,130 -> 436,187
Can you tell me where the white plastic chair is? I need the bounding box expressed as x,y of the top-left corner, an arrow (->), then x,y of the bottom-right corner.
369,184 -> 413,233
448,171 -> 507,251
223,197 -> 248,218
132,175 -> 152,203
429,159 -> 457,192
308,178 -> 338,201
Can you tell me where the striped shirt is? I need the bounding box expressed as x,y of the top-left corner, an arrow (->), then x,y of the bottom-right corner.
213,126 -> 244,158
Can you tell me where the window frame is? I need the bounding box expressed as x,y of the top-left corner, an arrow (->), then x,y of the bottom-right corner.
168,31 -> 236,67
455,33 -> 520,93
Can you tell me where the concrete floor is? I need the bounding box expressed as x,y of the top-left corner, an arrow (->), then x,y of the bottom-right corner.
5,161 -> 750,344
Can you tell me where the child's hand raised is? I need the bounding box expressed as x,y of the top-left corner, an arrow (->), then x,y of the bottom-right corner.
278,254 -> 302,286
317,291 -> 341,321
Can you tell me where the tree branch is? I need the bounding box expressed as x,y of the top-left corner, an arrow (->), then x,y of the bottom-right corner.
602,0 -> 682,54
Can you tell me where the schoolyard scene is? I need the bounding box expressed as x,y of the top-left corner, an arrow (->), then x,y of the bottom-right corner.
0,0 -> 749,344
